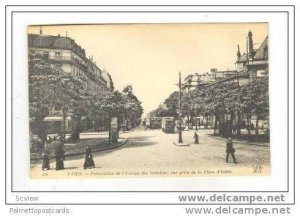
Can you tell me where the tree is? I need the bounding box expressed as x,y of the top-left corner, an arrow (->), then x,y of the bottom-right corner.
241,77 -> 269,136
152,74 -> 269,141
202,83 -> 227,135
120,85 -> 143,128
164,91 -> 179,118
28,51 -> 64,142
29,50 -> 87,142
148,91 -> 181,118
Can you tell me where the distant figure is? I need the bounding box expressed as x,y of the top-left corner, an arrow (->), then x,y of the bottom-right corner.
122,121 -> 126,132
261,124 -> 264,132
226,138 -> 237,163
54,140 -> 65,170
84,146 -> 95,169
193,131 -> 199,144
47,136 -> 52,144
146,121 -> 150,130
42,147 -> 50,171
142,119 -> 147,130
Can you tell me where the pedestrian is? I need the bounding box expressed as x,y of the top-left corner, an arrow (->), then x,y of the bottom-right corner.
54,138 -> 65,170
47,136 -> 52,144
146,121 -> 150,130
42,147 -> 50,171
226,138 -> 237,163
193,131 -> 199,144
261,124 -> 264,132
84,146 -> 95,169
142,119 -> 147,130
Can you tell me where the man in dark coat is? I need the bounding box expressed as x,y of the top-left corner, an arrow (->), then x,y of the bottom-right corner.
84,146 -> 95,169
42,147 -> 50,170
226,138 -> 237,163
193,131 -> 199,144
54,138 -> 65,170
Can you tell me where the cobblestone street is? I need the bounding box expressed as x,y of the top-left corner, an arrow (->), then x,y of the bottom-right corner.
31,127 -> 270,178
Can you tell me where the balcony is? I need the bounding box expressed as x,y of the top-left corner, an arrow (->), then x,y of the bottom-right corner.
48,55 -> 88,72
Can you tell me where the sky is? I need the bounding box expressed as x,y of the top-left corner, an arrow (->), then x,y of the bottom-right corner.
28,23 -> 268,116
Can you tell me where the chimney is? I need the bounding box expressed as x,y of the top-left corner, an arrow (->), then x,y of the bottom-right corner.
248,31 -> 254,59
237,45 -> 241,60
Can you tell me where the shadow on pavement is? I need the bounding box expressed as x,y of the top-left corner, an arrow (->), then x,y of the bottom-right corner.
119,136 -> 158,149
92,136 -> 158,157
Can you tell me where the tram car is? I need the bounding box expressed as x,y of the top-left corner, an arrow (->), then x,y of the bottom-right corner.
161,117 -> 175,133
149,117 -> 162,129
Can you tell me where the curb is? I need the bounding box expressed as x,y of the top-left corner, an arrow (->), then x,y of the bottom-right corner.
173,141 -> 190,146
31,138 -> 128,161
210,135 -> 270,147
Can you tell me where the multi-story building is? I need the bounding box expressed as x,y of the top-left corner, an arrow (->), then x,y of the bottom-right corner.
28,31 -> 113,134
203,31 -> 268,87
182,31 -> 269,129
236,31 -> 269,81
28,33 -> 110,90
183,68 -> 238,93
183,31 -> 268,90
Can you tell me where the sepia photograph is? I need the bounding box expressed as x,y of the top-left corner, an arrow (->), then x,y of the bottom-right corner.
27,23 -> 270,179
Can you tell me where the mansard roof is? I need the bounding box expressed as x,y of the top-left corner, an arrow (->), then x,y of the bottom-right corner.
253,36 -> 268,60
28,34 -> 86,59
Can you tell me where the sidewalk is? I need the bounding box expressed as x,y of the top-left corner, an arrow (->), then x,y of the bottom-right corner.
30,131 -> 128,162
184,129 -> 270,147
210,134 -> 270,147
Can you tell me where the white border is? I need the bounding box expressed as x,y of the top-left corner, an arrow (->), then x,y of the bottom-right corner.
5,5 -> 295,204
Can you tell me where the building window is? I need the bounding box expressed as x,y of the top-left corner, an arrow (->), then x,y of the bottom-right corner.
43,51 -> 49,57
55,52 -> 61,59
257,70 -> 266,77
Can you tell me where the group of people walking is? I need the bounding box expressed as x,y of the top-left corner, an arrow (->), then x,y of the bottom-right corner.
42,136 -> 95,171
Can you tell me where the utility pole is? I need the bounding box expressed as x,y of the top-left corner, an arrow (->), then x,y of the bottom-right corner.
178,72 -> 183,143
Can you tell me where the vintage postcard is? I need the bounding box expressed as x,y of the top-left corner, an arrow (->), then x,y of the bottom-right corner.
28,23 -> 270,179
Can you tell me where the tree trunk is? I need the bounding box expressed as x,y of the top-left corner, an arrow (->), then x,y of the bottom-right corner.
94,119 -> 97,131
35,119 -> 47,151
229,113 -> 234,138
247,114 -> 251,135
190,112 -> 194,129
108,110 -> 112,144
62,109 -> 66,142
72,116 -> 81,141
219,114 -> 224,137
36,119 -> 47,142
214,115 -> 219,135
237,112 -> 241,137
255,116 -> 259,136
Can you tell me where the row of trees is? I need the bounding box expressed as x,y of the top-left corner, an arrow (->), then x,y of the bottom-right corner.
149,77 -> 269,138
29,51 -> 143,144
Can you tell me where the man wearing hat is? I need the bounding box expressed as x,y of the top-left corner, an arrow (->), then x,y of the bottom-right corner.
226,138 -> 237,163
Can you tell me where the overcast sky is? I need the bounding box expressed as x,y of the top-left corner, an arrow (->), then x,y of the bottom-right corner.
28,23 -> 268,116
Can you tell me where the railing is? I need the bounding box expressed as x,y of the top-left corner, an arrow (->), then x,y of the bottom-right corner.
49,55 -> 107,86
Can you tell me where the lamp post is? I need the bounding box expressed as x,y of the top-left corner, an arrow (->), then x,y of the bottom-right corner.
178,72 -> 183,143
